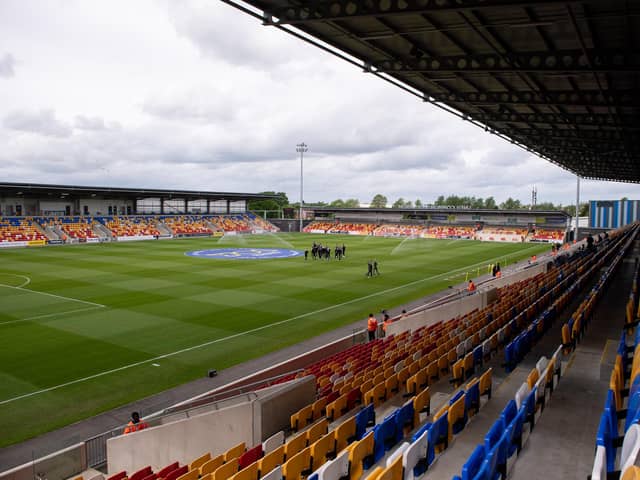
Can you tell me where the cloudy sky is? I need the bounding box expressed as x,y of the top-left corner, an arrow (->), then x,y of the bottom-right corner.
0,0 -> 636,206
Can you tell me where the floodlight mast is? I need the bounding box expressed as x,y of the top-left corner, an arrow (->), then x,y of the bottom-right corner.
296,143 -> 308,232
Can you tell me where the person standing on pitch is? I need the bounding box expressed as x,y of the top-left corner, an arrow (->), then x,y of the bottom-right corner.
373,259 -> 380,276
367,313 -> 378,341
367,260 -> 373,277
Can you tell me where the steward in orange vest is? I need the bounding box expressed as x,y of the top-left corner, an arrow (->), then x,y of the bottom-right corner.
468,280 -> 476,292
123,411 -> 149,434
367,314 -> 378,341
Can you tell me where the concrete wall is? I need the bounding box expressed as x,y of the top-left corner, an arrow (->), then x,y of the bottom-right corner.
0,443 -> 86,480
385,290 -> 484,337
488,263 -> 547,289
107,402 -> 255,474
258,376 -> 316,442
106,377 -> 316,475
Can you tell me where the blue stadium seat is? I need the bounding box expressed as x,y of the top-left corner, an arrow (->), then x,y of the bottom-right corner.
394,400 -> 415,441
461,445 -> 485,480
355,404 -> 375,440
465,380 -> 480,416
373,413 -> 398,462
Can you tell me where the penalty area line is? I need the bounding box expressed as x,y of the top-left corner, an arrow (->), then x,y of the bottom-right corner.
0,305 -> 106,326
0,245 -> 541,406
0,283 -> 105,308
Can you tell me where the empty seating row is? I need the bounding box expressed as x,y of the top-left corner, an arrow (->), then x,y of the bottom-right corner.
592,227 -> 640,480
452,351 -> 562,480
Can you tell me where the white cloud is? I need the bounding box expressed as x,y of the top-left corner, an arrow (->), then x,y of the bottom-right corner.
0,53 -> 15,78
4,109 -> 72,137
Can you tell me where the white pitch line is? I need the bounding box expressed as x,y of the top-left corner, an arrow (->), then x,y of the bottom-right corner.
0,245 -> 542,405
0,273 -> 32,288
0,283 -> 105,308
0,306 -> 106,326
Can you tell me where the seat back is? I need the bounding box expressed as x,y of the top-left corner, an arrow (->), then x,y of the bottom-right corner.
225,443 -> 246,462
479,368 -> 492,398
484,418 -> 505,453
259,446 -> 285,477
200,455 -> 225,476
260,466 -> 282,480
403,429 -> 428,480
318,449 -> 349,480
526,368 -> 540,390
229,463 -> 258,480
348,431 -> 375,480
622,466 -> 640,480
285,432 -> 308,459
335,416 -> 357,453
514,383 -> 530,410
239,445 -> 263,470
263,431 -> 285,455
310,433 -> 336,472
378,454 -> 403,480
307,419 -> 329,446
465,379 -> 480,417
385,443 -> 409,468
621,424 -> 640,474
212,460 -> 238,480
591,445 -> 607,480
282,447 -> 311,480
461,444 -> 485,480
536,356 -> 549,376
449,393 -> 467,435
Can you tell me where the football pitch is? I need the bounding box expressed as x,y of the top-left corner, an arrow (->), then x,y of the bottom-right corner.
0,234 -> 550,447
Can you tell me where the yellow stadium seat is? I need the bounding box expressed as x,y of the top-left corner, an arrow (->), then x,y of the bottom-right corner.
310,433 -> 336,471
451,359 -> 465,388
312,397 -> 327,420
224,443 -> 246,462
438,356 -> 449,376
327,394 -> 348,421
449,393 -> 466,435
190,453 -> 211,471
258,445 -> 285,477
427,361 -> 439,382
291,404 -> 313,432
385,375 -> 399,397
396,366 -> 411,387
201,455 -> 225,476
282,447 -> 311,480
378,453 -> 403,480
176,469 -> 199,480
463,352 -> 474,378
526,368 -> 540,390
622,465 -> 640,480
364,467 -> 384,480
335,416 -> 357,453
413,387 -> 430,426
285,432 -> 307,460
306,418 -> 329,446
348,431 -> 375,480
407,361 -> 419,376
212,458 -> 239,480
229,463 -> 258,480
479,368 -> 492,399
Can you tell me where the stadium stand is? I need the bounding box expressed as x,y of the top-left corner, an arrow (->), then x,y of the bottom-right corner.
158,216 -> 214,236
530,228 -> 565,242
98,216 -> 161,239
37,216 -> 99,241
0,217 -> 47,243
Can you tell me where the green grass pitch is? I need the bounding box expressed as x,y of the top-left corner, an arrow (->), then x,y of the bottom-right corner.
0,234 -> 550,446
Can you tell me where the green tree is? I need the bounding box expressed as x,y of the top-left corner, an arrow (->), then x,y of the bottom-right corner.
484,196 -> 497,209
435,195 -> 445,206
500,198 -> 522,210
370,194 -> 388,208
247,191 -> 289,218
415,199 -> 423,208
343,198 -> 360,207
330,199 -> 345,207
405,200 -> 413,208
392,198 -> 406,209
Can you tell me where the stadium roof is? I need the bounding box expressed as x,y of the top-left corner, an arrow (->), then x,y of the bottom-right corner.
226,0 -> 640,182
0,182 -> 276,201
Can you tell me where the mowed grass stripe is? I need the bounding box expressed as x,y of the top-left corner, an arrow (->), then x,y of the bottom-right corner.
0,235 -> 549,446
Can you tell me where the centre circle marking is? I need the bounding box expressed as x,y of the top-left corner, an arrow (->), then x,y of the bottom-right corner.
185,248 -> 304,260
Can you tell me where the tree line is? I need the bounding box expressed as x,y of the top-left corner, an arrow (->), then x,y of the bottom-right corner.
247,191 -> 590,218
